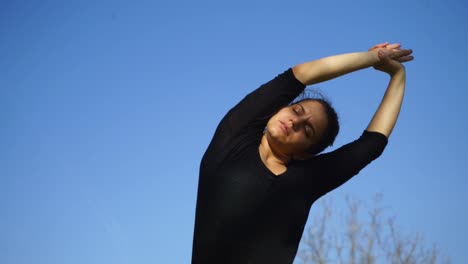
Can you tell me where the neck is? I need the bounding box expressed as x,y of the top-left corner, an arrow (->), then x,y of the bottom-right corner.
259,135 -> 291,169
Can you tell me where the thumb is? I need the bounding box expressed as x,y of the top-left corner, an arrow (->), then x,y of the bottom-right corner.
375,49 -> 391,65
378,49 -> 391,60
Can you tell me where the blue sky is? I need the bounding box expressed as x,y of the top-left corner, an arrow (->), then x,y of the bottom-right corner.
1,0 -> 467,263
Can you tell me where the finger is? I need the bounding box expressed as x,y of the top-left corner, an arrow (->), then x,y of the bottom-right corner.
396,56 -> 414,63
392,49 -> 413,59
386,43 -> 401,49
373,42 -> 389,47
378,42 -> 389,47
370,42 -> 389,50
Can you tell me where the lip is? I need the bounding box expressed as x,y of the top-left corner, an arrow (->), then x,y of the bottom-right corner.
279,121 -> 289,136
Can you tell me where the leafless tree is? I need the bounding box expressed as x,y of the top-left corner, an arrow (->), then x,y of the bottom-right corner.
295,194 -> 450,264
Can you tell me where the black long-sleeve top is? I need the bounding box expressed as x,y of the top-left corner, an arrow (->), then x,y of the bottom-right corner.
192,69 -> 388,264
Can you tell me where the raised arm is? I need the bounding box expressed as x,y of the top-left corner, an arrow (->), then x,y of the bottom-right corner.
366,46 -> 413,137
292,42 -> 412,86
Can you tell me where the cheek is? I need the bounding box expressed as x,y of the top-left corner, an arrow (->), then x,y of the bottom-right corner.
289,134 -> 313,151
266,120 -> 280,136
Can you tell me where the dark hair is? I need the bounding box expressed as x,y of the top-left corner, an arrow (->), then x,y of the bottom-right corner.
293,91 -> 340,155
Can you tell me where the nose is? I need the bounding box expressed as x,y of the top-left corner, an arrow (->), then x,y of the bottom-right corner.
290,116 -> 306,131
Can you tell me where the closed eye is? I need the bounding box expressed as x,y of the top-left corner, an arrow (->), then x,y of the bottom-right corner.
305,125 -> 314,137
293,105 -> 302,114
297,103 -> 316,137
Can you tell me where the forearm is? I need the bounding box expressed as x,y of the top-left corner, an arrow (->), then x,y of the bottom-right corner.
366,70 -> 406,138
292,51 -> 380,85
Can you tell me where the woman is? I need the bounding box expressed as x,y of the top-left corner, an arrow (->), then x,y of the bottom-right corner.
192,42 -> 414,264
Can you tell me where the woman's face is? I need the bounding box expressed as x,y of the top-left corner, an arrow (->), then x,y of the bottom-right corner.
265,100 -> 329,158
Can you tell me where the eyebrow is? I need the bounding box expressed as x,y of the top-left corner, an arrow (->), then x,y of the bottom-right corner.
297,103 -> 317,136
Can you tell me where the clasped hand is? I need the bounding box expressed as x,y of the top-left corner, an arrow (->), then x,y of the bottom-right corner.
369,42 -> 414,75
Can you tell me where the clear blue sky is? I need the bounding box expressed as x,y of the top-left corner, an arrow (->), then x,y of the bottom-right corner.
1,0 -> 467,263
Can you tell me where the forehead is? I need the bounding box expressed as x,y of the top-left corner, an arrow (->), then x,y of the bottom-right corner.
296,100 -> 325,113
296,100 -> 329,129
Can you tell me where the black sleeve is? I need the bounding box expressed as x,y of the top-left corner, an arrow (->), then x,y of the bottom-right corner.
311,130 -> 388,195
203,69 -> 305,165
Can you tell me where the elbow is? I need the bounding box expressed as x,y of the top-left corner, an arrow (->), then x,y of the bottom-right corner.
361,130 -> 389,159
292,64 -> 308,85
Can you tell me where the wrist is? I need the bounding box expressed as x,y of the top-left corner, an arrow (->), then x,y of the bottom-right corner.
389,67 -> 406,78
369,49 -> 381,64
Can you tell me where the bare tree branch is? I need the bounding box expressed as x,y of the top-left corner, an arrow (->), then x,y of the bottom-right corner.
297,194 -> 450,264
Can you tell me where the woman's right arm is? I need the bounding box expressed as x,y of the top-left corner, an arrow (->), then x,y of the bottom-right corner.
292,43 -> 412,85
366,52 -> 410,138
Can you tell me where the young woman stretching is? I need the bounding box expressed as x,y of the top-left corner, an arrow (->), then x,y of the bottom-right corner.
192,42 -> 414,264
